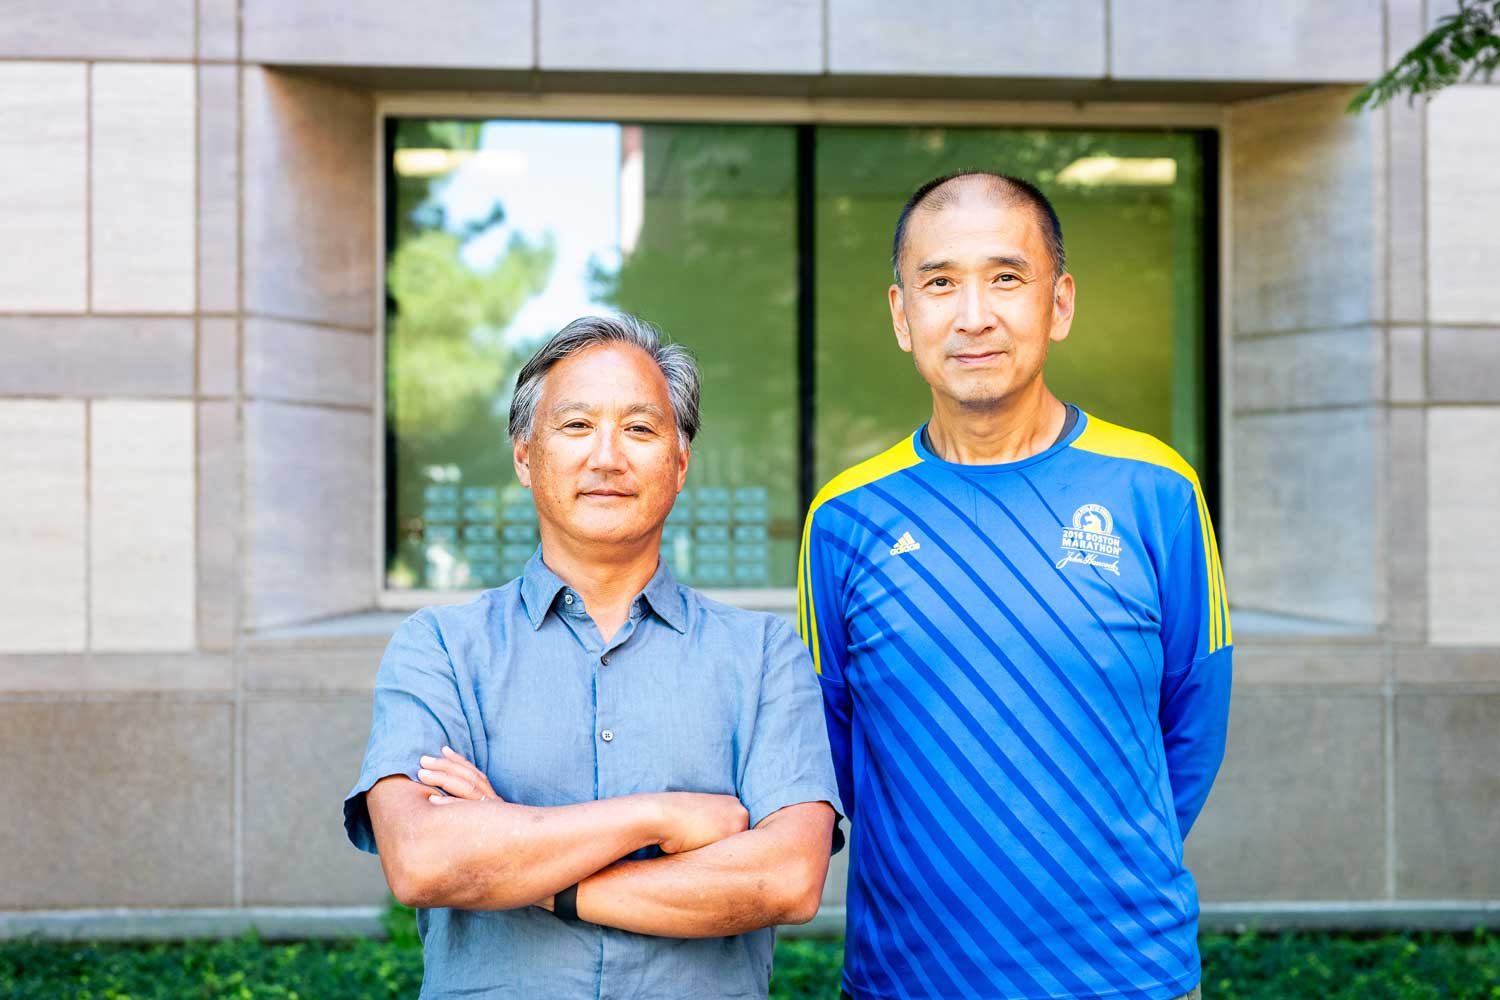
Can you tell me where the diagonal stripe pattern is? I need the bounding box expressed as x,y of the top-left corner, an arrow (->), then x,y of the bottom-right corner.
797,413 -> 1231,1000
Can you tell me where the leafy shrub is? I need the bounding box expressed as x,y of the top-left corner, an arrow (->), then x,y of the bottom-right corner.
3,905 -> 1497,1000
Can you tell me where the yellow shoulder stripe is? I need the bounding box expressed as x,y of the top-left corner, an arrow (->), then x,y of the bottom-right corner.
1071,413 -> 1201,486
1070,413 -> 1232,653
797,434 -> 922,673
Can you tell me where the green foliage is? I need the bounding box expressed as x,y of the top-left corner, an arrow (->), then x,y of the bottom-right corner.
385,227 -> 554,444
1350,0 -> 1500,111
5,913 -> 1500,1000
1199,928 -> 1500,1000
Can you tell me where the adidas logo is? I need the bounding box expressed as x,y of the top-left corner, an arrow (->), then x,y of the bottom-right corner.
890,532 -> 921,556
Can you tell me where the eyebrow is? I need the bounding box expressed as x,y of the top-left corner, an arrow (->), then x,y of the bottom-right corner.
549,400 -> 669,421
916,254 -> 1032,274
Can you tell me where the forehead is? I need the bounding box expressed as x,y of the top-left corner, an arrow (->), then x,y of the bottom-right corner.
905,191 -> 1046,262
541,342 -> 671,408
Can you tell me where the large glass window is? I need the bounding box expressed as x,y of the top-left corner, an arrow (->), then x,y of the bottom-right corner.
815,127 -> 1209,486
384,118 -> 1213,594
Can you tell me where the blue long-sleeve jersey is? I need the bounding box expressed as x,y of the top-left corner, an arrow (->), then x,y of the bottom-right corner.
797,411 -> 1232,1000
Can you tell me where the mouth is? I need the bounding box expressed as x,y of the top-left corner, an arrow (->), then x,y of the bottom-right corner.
579,490 -> 634,500
950,350 -> 1007,366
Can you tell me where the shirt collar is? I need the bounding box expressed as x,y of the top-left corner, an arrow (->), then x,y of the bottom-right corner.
519,547 -> 688,633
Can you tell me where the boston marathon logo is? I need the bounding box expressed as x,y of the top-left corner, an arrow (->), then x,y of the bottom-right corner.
1057,503 -> 1122,575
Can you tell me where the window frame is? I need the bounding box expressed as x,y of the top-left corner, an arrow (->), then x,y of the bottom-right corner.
372,93 -> 1228,613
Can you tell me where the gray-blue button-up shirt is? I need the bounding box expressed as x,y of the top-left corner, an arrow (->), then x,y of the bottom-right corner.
344,550 -> 843,1000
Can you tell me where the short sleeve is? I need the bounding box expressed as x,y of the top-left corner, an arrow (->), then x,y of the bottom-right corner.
342,612 -> 472,854
736,617 -> 846,853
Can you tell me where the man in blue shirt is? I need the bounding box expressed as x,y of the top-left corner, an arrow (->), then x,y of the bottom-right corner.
345,314 -> 842,999
798,173 -> 1232,1000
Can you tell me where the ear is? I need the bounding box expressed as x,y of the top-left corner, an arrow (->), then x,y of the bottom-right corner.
1048,272 -> 1076,344
513,437 -> 532,488
675,443 -> 690,493
889,283 -> 913,354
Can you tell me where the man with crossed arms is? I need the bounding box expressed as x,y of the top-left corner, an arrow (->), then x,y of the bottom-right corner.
345,314 -> 841,999
799,172 -> 1232,1000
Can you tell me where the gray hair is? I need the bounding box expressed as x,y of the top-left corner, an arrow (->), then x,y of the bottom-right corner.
507,314 -> 702,449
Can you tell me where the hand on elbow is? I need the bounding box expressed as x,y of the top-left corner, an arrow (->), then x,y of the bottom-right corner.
654,792 -> 750,854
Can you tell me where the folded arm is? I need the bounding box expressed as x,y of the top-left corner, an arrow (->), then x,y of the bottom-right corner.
366,760 -> 747,911
575,801 -> 836,938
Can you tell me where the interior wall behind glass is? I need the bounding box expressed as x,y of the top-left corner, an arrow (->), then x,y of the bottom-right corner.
386,119 -> 798,592
814,127 -> 1207,488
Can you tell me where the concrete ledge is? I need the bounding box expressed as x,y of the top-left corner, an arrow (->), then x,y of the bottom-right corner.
0,907 -> 385,941
6,902 -> 1499,942
1198,901 -> 1500,933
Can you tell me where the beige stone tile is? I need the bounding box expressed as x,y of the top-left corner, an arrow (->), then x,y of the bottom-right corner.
0,63 -> 87,312
1429,86 -> 1500,325
1113,0 -> 1382,81
1395,646 -> 1500,685
0,317 -> 194,397
0,701 -> 232,908
242,699 -> 391,904
1395,693 -> 1500,898
1387,326 -> 1424,403
1230,89 -> 1379,335
199,65 -> 240,314
90,400 -> 196,651
0,401 -> 86,652
243,69 -> 374,329
0,0 -> 194,59
199,0 -> 239,60
1427,407 -> 1500,644
91,64 -> 196,313
0,652 -> 232,692
1186,692 -> 1385,900
244,0 -> 531,67
1232,328 -> 1381,412
199,318 -> 240,397
198,402 -> 241,650
1429,327 -> 1500,402
540,0 -> 821,73
244,646 -> 388,693
244,401 -> 373,628
1228,409 -> 1384,627
1230,640 -> 1386,686
245,318 -> 375,408
1385,102 -> 1425,325
1387,407 -> 1426,641
828,0 -> 1103,78
1386,0 -> 1427,62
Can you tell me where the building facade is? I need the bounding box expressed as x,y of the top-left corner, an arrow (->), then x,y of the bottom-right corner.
1,0 -> 1498,936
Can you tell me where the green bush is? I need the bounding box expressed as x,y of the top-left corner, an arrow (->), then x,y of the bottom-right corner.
3,904 -> 1497,1000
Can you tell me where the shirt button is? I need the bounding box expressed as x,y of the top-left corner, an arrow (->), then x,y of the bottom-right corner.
564,594 -> 574,605
601,655 -> 610,666
600,729 -> 614,742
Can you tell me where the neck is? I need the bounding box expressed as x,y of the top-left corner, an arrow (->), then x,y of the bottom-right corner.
537,529 -> 661,641
926,382 -> 1067,465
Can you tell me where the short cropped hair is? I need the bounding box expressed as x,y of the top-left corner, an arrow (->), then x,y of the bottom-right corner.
891,171 -> 1066,284
507,314 -> 701,448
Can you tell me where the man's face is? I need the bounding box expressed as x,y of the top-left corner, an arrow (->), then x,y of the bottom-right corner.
514,343 -> 689,550
889,191 -> 1075,411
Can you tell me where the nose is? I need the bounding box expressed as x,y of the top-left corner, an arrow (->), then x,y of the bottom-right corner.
953,280 -> 997,337
587,423 -> 628,473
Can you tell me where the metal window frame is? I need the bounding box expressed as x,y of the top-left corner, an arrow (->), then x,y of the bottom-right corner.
371,93 -> 1228,613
